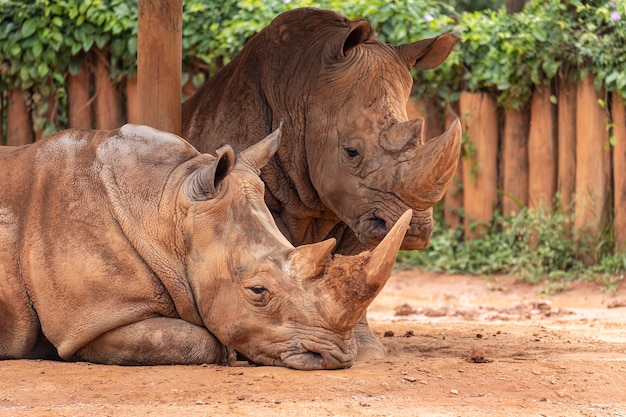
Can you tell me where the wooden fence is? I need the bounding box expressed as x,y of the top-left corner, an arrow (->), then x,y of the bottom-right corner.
2,62 -> 625,252
408,75 -> 625,252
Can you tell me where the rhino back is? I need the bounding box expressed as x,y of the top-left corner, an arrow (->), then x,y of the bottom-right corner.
0,126 -> 199,359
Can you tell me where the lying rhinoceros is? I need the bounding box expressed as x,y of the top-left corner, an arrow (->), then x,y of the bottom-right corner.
0,124 -> 410,370
182,7 -> 462,360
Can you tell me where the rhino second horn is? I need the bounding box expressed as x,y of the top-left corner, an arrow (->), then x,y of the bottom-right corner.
288,238 -> 336,280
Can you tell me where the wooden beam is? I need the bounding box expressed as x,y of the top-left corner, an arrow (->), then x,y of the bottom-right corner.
137,0 -> 182,135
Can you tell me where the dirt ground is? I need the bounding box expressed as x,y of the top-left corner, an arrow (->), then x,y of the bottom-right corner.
1,270 -> 625,417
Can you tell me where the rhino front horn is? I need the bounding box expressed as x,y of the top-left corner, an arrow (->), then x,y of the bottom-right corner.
399,118 -> 462,209
322,210 -> 412,331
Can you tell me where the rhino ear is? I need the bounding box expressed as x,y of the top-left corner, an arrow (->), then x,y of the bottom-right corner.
341,20 -> 371,56
326,19 -> 371,61
186,145 -> 236,201
238,121 -> 282,172
394,33 -> 458,70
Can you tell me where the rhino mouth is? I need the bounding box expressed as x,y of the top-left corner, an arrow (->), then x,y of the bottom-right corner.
357,210 -> 433,251
280,344 -> 355,370
234,342 -> 355,370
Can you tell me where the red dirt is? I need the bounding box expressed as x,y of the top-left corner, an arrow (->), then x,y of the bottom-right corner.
2,270 -> 625,416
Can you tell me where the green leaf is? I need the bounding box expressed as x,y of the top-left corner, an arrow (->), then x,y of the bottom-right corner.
21,19 -> 38,38
37,62 -> 49,78
32,42 -> 43,58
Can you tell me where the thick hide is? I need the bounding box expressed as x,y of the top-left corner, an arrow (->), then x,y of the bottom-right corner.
0,124 -> 409,370
182,7 -> 462,255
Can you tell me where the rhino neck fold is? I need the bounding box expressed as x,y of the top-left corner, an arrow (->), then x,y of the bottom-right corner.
99,155 -> 205,327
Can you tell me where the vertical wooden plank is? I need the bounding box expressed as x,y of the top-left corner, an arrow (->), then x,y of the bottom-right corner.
502,107 -> 529,216
137,0 -> 182,135
0,92 -> 3,145
459,92 -> 499,239
6,88 -> 34,146
94,50 -> 123,130
528,86 -> 556,210
557,77 -> 577,211
125,75 -> 139,124
67,58 -> 93,129
574,75 -> 611,243
443,101 -> 463,230
612,94 -> 626,252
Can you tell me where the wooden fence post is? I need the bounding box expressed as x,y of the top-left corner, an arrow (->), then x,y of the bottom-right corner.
443,101 -> 463,230
528,86 -> 557,211
574,74 -> 611,251
137,0 -> 182,135
459,92 -> 499,239
612,94 -> 626,253
0,93 -> 3,145
6,88 -> 34,146
94,50 -> 123,130
502,107 -> 529,216
557,77 -> 577,211
67,56 -> 93,129
125,75 -> 139,124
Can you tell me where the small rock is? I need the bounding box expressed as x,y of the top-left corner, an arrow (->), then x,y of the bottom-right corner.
383,330 -> 395,337
450,389 -> 459,395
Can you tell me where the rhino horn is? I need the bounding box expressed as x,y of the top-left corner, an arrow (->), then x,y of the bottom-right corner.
239,121 -> 282,171
321,210 -> 412,331
287,238 -> 336,279
394,33 -> 458,71
398,118 -> 462,209
380,118 -> 424,152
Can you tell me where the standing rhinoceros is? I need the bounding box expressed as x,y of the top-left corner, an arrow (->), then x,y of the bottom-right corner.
0,124 -> 410,370
182,7 -> 462,359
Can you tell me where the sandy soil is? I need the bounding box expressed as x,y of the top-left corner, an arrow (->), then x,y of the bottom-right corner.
1,270 -> 625,417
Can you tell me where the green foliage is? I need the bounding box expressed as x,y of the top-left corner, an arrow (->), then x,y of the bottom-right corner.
2,0 -> 625,122
396,207 -> 626,290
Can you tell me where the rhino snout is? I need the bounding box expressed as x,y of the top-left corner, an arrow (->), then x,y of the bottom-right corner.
357,210 -> 433,250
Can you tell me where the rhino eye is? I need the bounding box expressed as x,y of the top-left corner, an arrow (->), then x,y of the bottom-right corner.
250,286 -> 267,295
346,148 -> 359,158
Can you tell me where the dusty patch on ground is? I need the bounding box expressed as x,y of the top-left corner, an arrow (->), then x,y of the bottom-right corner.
1,270 -> 625,416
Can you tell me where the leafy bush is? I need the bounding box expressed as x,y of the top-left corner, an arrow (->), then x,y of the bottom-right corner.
397,206 -> 626,289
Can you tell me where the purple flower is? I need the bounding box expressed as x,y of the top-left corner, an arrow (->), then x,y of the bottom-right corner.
283,0 -> 291,3
424,13 -> 434,22
609,1 -> 615,6
611,11 -> 621,21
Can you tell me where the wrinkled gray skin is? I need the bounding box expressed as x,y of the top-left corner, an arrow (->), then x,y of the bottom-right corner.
182,7 -> 462,361
0,124 -> 410,370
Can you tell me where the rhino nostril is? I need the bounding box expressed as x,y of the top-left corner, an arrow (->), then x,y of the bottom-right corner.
370,217 -> 387,235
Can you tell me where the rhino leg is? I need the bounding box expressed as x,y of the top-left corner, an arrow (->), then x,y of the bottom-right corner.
72,317 -> 235,366
354,314 -> 386,362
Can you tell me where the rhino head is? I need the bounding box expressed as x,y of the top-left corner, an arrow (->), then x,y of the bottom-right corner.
262,9 -> 462,251
181,126 -> 410,370
303,15 -> 461,250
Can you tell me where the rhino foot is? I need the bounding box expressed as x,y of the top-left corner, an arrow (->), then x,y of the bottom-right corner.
354,315 -> 386,362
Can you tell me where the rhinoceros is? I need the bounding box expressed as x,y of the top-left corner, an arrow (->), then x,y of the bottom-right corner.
182,8 -> 462,359
0,124 -> 410,370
